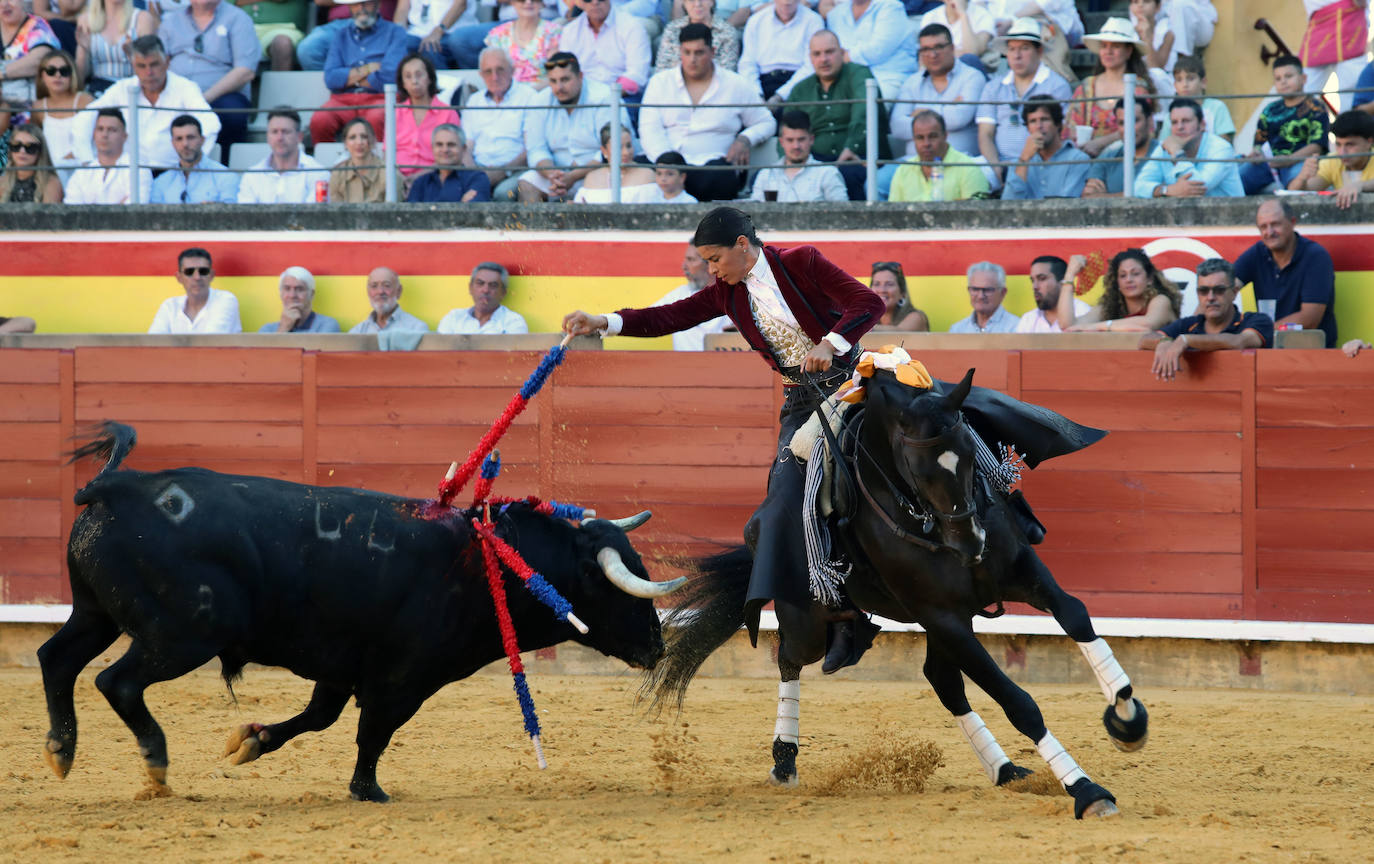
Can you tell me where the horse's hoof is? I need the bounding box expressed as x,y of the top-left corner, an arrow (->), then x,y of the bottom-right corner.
349,784 -> 391,803
996,761 -> 1033,786
134,782 -> 172,801
43,737 -> 73,779
1103,699 -> 1149,752
224,723 -> 265,764
1068,777 -> 1117,820
1080,798 -> 1120,819
767,768 -> 799,788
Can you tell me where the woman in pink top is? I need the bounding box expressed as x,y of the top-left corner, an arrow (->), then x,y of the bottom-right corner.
483,0 -> 562,88
392,52 -> 461,176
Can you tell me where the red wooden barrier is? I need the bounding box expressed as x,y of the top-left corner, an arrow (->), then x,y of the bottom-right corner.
1,347 -> 1370,624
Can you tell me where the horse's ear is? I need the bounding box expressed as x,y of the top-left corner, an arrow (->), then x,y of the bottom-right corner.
943,368 -> 975,411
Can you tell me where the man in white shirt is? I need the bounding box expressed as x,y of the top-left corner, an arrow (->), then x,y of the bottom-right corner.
74,35 -> 221,169
1014,255 -> 1090,333
464,48 -> 538,201
348,267 -> 431,334
557,0 -> 652,98
517,52 -> 631,202
437,263 -> 530,335
749,110 -> 847,202
737,0 -> 824,101
651,244 -> 730,350
65,110 -> 156,205
148,247 -> 243,334
236,108 -> 331,203
639,23 -> 776,201
949,260 -> 1018,333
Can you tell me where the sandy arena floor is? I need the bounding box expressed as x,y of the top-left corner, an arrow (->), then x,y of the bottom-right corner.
3,665 -> 1372,864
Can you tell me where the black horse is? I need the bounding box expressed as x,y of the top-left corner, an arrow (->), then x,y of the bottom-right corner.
643,369 -> 1149,819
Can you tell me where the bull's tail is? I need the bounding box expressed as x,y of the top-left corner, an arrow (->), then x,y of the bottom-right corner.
638,545 -> 753,716
70,422 -> 137,504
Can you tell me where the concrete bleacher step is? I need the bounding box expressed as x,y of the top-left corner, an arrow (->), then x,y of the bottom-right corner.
249,71 -> 333,133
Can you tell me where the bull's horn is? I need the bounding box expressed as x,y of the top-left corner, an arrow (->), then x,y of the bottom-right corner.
586,510 -> 652,532
597,547 -> 686,598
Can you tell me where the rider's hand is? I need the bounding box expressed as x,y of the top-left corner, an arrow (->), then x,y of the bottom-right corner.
802,341 -> 836,373
562,310 -> 608,336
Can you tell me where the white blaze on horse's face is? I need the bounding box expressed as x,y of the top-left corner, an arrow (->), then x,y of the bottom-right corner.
937,450 -> 959,476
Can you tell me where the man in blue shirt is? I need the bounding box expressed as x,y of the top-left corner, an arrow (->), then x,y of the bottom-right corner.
407,124 -> 493,202
1001,95 -> 1088,200
1233,199 -> 1338,348
150,114 -> 239,204
311,0 -> 408,144
1139,258 -> 1273,382
1133,98 -> 1243,199
258,267 -> 343,333
1353,60 -> 1374,113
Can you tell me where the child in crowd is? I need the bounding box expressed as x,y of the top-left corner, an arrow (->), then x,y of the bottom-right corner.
635,151 -> 698,204
1242,56 -> 1331,195
1173,56 -> 1233,143
1129,0 -> 1176,73
1288,110 -> 1374,210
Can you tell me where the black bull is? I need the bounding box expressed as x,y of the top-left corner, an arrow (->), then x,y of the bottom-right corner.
39,422 -> 682,802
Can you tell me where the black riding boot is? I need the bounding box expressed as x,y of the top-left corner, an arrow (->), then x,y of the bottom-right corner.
822,607 -> 881,674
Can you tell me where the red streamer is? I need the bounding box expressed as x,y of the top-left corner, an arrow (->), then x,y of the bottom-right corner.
479,521 -> 526,678
438,396 -> 528,508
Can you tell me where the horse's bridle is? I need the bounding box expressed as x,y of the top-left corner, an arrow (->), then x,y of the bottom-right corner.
891,414 -> 980,525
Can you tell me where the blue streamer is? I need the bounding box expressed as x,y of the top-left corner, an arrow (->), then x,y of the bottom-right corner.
519,345 -> 567,401
511,671 -> 541,738
480,452 -> 502,480
524,572 -> 575,620
544,500 -> 587,521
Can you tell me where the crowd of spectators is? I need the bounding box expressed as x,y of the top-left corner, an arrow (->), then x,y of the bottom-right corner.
3,0 -> 1374,205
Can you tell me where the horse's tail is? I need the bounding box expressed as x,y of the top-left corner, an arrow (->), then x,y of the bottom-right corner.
70,422 -> 137,505
639,545 -> 753,717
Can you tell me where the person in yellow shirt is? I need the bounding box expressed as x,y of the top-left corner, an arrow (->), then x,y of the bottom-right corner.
888,110 -> 989,203
1288,110 -> 1374,210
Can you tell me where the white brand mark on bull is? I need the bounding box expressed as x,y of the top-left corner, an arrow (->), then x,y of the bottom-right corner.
315,501 -> 341,541
937,450 -> 959,476
366,510 -> 396,553
153,484 -> 195,524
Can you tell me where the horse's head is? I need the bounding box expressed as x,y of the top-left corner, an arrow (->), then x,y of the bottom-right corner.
871,367 -> 986,566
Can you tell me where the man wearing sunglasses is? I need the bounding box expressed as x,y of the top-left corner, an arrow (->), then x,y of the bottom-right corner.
148,247 -> 244,335
1138,258 -> 1272,383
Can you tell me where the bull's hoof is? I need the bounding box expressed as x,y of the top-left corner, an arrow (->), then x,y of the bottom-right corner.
996,761 -> 1033,786
43,736 -> 73,779
1067,777 -> 1118,820
224,723 -> 266,765
1103,699 -> 1149,753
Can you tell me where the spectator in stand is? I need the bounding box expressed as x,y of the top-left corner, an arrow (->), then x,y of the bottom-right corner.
348,266 -> 430,334
32,0 -> 82,58
1355,59 -> 1374,115
517,52 -> 630,201
1002,94 -> 1088,199
158,0 -> 260,151
259,266 -> 342,333
75,0 -> 155,96
236,107 -> 331,203
737,0 -> 823,102
297,0 -> 398,71
241,0 -> 309,71
1172,55 -> 1232,143
437,262 -> 529,334
407,123 -> 493,201
0,315 -> 37,332
31,48 -> 92,179
1057,248 -> 1181,332
918,0 -> 993,70
557,0 -> 652,101
1139,258 -> 1272,381
0,0 -> 61,103
749,110 -> 847,202
151,113 -> 239,203
1014,255 -> 1090,333
148,247 -> 243,334
785,30 -> 886,200
1129,0 -> 1175,73
65,108 -> 154,203
1241,56 -> 1331,196
574,121 -> 656,202
889,109 -> 988,201
1070,17 -> 1162,160
975,17 -> 1071,188
0,123 -> 63,202
393,51 -> 460,176
1234,199 -> 1337,348
639,24 -> 774,201
869,261 -> 929,332
887,23 -> 986,198
76,35 -> 221,169
1164,0 -> 1215,60
637,149 -> 698,202
312,0 -> 408,144
330,117 -> 402,202
825,0 -> 914,99
483,0 -> 564,86
949,261 -> 1017,333
464,47 -> 537,201
1134,97 -> 1242,198
656,0 -> 739,73
611,0 -> 667,43
1289,110 -> 1374,209
1301,0 -> 1368,113
998,0 -> 1084,81
393,0 -> 467,69
446,0 -> 552,74
651,244 -> 730,349
1082,96 -> 1156,198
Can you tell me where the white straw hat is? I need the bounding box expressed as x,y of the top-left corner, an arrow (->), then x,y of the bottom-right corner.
991,17 -> 1044,53
1083,17 -> 1148,53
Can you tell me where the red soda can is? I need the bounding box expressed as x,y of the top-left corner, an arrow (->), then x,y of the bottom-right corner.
315,180 -> 328,203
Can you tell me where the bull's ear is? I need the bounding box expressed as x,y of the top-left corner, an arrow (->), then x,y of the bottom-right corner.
943,368 -> 975,411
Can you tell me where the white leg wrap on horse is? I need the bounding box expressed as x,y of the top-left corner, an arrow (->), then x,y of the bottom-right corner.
1078,638 -> 1130,704
774,680 -> 800,745
955,711 -> 1010,785
1035,731 -> 1088,789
